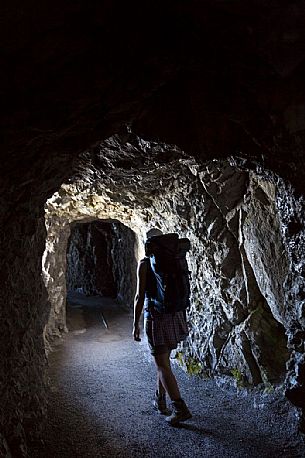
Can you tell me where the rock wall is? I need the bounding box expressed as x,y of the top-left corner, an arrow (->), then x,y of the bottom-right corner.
2,132 -> 305,455
0,214 -> 49,456
43,137 -> 293,390
275,180 -> 305,427
3,2 -> 305,454
42,217 -> 70,346
145,161 -> 289,386
111,221 -> 138,309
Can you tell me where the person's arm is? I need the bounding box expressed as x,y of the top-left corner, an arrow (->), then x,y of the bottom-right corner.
132,259 -> 147,341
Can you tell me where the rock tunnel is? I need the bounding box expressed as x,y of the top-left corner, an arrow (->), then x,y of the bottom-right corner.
1,1 -> 305,455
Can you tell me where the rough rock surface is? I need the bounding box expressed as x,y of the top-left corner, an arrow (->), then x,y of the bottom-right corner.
0,215 -> 49,456
44,135 -> 293,392
43,217 -> 70,345
111,221 -> 138,309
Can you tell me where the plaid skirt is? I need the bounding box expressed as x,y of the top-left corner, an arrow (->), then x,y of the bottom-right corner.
145,310 -> 188,351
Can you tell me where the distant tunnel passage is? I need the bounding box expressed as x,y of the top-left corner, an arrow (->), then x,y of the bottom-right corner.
66,220 -> 138,307
43,215 -> 139,345
67,221 -> 117,298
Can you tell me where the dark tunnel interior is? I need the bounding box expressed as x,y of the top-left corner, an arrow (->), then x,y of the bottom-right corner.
67,222 -> 117,298
66,220 -> 138,306
1,1 -> 305,456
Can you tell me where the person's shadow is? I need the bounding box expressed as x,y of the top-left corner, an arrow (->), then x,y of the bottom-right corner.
174,420 -> 215,436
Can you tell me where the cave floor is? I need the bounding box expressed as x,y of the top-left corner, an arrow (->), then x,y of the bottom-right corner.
29,295 -> 305,458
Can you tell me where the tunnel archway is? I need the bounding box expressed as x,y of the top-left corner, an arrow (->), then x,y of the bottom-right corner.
4,129 -> 305,455
43,210 -> 140,345
42,134 -> 293,390
2,3 -> 305,453
64,219 -> 138,341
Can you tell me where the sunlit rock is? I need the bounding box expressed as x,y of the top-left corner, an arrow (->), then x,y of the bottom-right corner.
43,135 -> 290,389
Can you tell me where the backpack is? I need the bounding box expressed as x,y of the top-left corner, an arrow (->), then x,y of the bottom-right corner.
144,233 -> 191,314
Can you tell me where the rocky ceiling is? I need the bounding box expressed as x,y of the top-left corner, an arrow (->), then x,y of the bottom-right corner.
2,1 -> 305,209
1,1 -> 305,456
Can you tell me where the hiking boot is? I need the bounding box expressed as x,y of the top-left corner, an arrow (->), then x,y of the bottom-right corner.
153,390 -> 170,415
165,399 -> 192,425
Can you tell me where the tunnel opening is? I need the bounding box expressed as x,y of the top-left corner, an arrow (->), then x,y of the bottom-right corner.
67,221 -> 117,299
3,3 -> 305,454
42,134 -> 291,389
34,132 -> 305,458
43,209 -> 140,346
3,132 -> 305,456
64,219 -> 138,339
66,219 -> 138,308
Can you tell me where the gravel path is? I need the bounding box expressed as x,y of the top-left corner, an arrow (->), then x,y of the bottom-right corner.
30,295 -> 305,458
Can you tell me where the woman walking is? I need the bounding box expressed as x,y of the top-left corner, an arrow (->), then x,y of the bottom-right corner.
132,228 -> 192,425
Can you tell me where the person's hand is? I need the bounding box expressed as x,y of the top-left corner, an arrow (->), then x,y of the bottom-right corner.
132,323 -> 141,342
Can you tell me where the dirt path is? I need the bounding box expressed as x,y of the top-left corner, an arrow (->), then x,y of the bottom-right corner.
30,295 -> 305,458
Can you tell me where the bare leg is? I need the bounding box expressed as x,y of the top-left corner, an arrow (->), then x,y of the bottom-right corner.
153,352 -> 181,401
157,374 -> 166,396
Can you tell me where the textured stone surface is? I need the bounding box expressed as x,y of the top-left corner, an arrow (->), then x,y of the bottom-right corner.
44,135 -> 290,392
242,177 -> 288,325
275,180 -> 305,418
42,217 -> 70,345
0,215 -> 48,456
111,222 -> 138,309
3,130 -> 305,455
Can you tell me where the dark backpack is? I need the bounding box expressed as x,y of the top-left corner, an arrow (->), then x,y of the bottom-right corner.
144,233 -> 191,314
